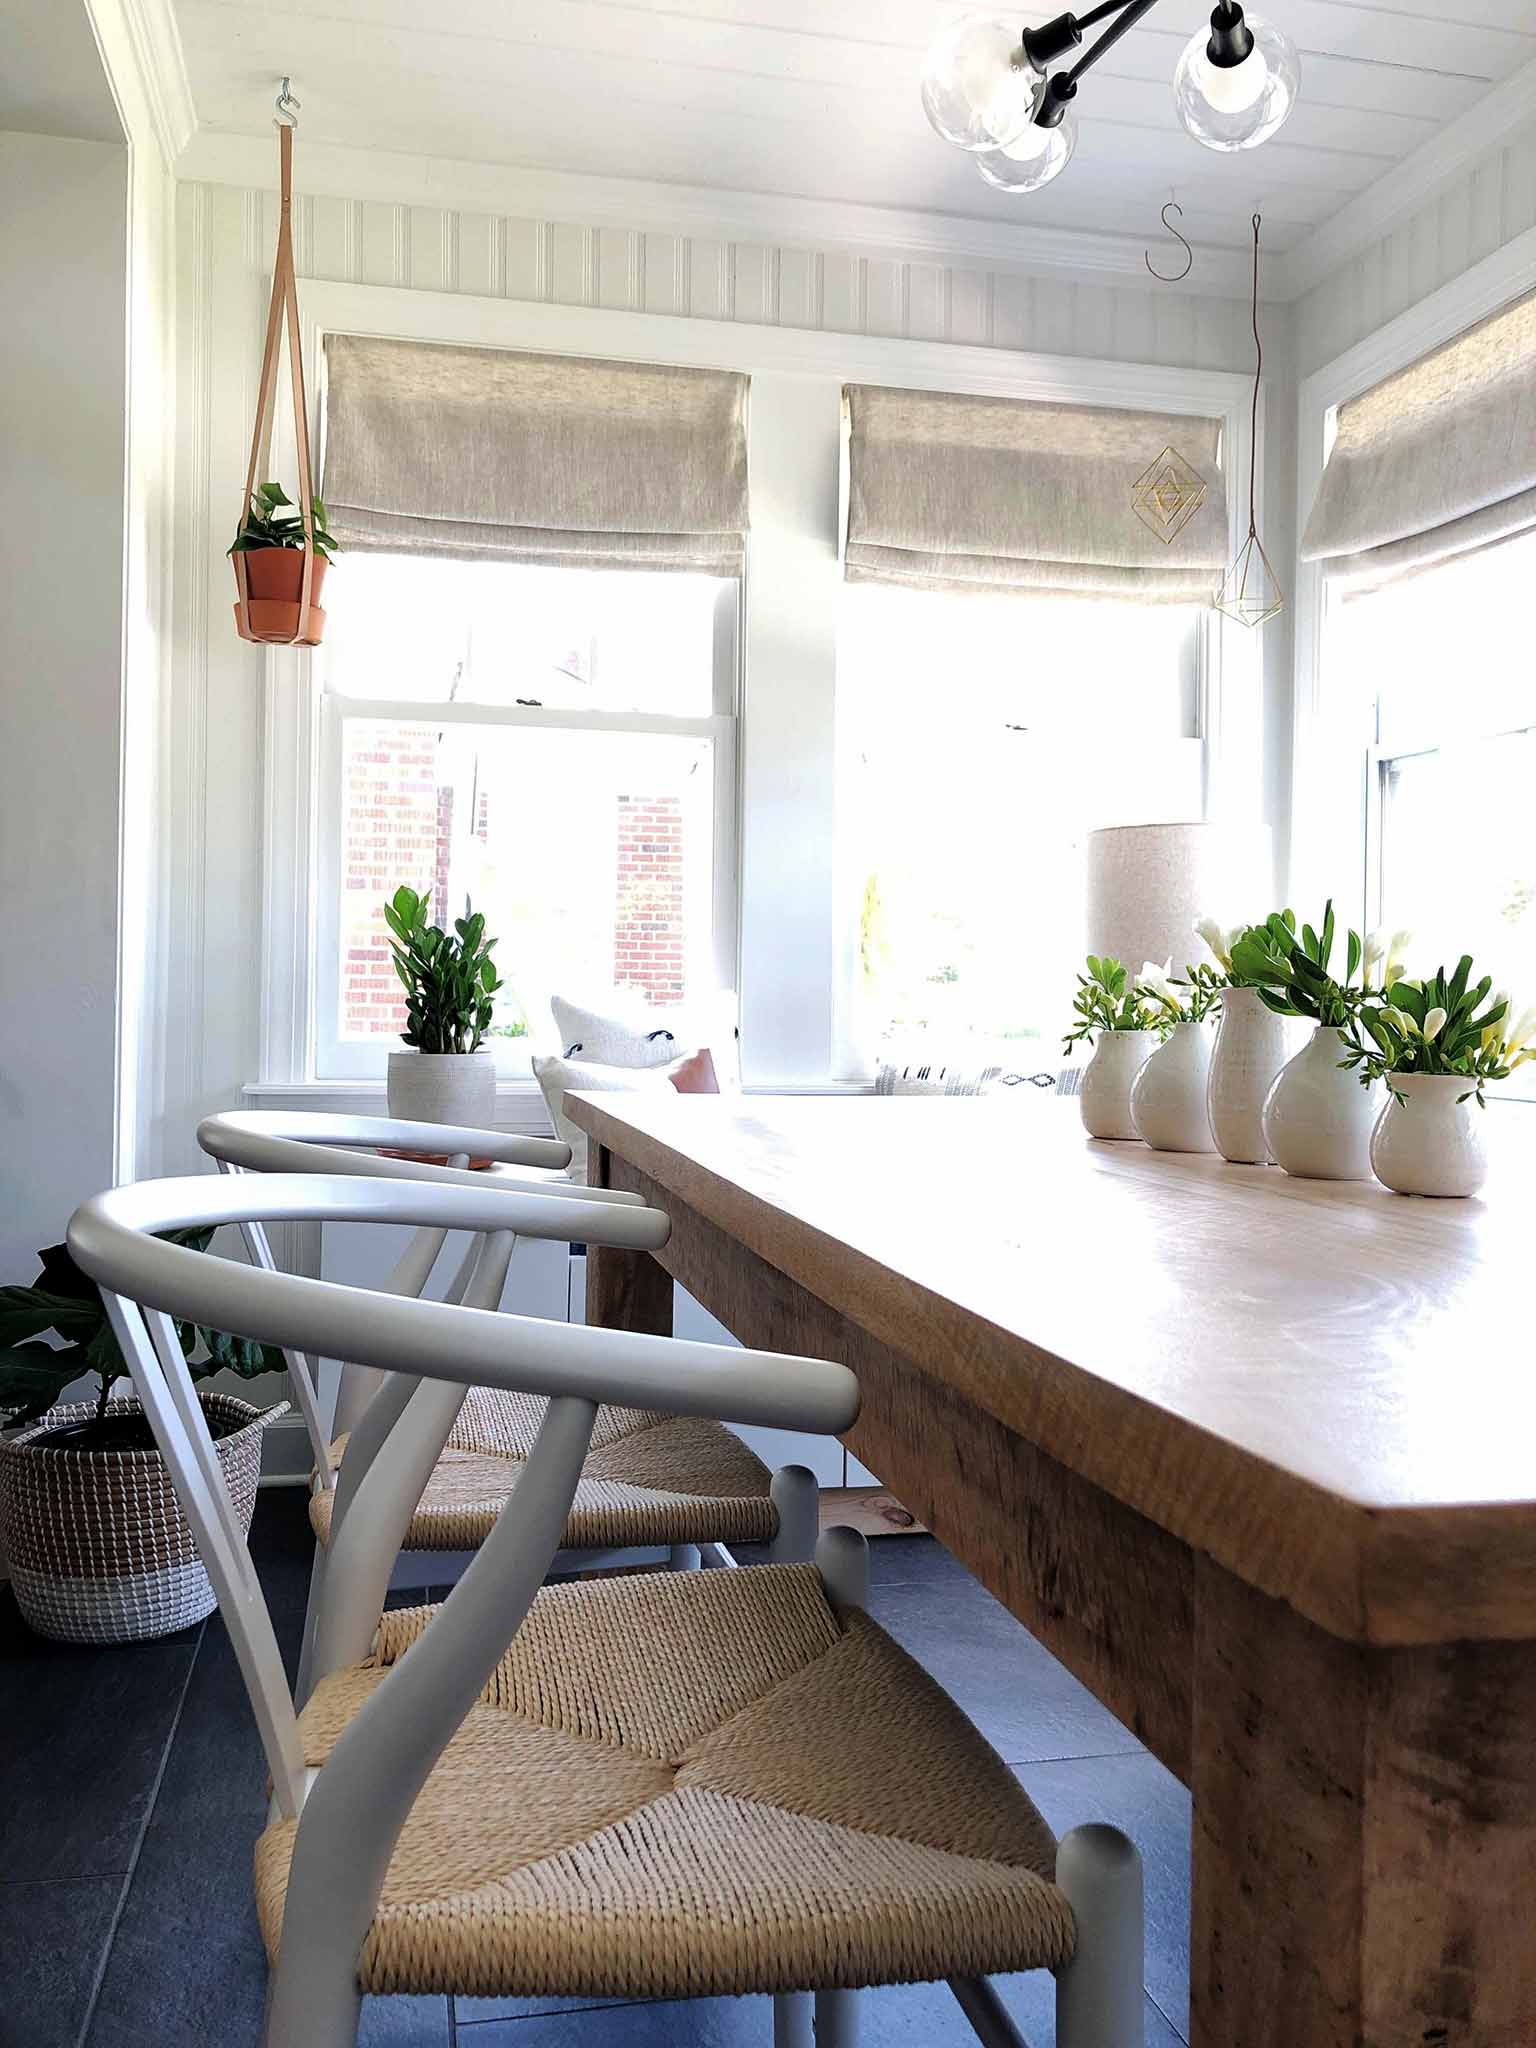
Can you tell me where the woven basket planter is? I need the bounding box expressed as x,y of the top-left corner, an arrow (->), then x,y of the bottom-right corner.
0,1393 -> 285,1645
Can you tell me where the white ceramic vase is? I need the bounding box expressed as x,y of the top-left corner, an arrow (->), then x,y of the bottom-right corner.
1130,1020 -> 1216,1153
386,1049 -> 496,1130
1262,1025 -> 1380,1181
1207,987 -> 1295,1165
1079,1030 -> 1157,1142
1370,1073 -> 1491,1198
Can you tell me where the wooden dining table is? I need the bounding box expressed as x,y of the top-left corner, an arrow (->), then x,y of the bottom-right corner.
570,1089 -> 1536,2048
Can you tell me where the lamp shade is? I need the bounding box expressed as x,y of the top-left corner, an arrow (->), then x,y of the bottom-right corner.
1085,822 -> 1272,974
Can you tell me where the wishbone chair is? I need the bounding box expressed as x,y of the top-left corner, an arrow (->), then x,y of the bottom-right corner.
70,1170 -> 1146,2048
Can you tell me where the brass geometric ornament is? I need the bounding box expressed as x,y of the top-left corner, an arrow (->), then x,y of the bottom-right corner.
1214,213 -> 1285,630
1131,446 -> 1209,546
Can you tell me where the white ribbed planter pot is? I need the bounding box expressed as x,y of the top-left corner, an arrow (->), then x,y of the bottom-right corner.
1079,1030 -> 1156,1142
1131,1020 -> 1216,1153
1207,987 -> 1296,1165
386,1050 -> 495,1128
1262,1026 -> 1381,1181
1370,1074 -> 1491,1198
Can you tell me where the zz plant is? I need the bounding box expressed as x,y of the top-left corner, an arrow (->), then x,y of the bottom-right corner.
384,886 -> 504,1055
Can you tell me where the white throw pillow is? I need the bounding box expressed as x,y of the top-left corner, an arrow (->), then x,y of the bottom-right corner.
549,994 -> 681,1069
531,1053 -> 676,1183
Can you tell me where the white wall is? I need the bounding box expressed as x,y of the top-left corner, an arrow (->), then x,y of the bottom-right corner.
1297,119 -> 1536,377
0,132 -> 128,1281
164,177 -> 1277,1170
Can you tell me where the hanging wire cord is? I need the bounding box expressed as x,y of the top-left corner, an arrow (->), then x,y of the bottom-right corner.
1244,212 -> 1262,538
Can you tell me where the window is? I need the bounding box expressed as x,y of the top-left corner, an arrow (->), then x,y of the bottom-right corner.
837,582 -> 1206,1065
1343,533 -> 1536,1096
315,553 -> 737,1079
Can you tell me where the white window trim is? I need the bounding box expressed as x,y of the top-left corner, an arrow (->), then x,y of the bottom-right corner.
1291,220 -> 1536,927
254,278 -> 1256,1111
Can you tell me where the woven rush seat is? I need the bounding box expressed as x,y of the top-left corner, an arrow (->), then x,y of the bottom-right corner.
310,1387 -> 778,1553
254,1561 -> 1075,2002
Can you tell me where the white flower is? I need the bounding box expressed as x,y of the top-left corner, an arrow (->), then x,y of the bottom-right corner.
1137,959 -> 1175,1001
1363,927 -> 1411,989
1194,917 -> 1233,972
1422,1006 -> 1448,1044
1384,930 -> 1412,988
1501,1001 -> 1536,1056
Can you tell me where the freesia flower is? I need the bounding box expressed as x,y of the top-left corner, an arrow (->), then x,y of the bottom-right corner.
1137,959 -> 1176,1004
1422,1006 -> 1448,1043
1194,917 -> 1233,972
1363,927 -> 1412,989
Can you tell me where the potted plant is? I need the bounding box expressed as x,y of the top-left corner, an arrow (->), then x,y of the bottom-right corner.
229,479 -> 337,646
0,1234 -> 287,1644
384,886 -> 505,1129
1196,917 -> 1303,1166
1344,960 -> 1532,1197
1064,956 -> 1163,1142
1129,960 -> 1223,1153
1228,905 -> 1393,1180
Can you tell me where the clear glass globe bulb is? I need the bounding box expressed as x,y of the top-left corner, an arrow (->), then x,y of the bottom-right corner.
975,111 -> 1077,193
920,15 -> 1042,153
1173,10 -> 1299,151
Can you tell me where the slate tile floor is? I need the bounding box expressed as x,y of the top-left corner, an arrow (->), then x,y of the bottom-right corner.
0,1495 -> 1192,2048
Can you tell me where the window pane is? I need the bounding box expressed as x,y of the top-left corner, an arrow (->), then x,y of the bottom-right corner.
324,554 -> 728,716
839,583 -> 1203,1059
334,719 -> 716,1057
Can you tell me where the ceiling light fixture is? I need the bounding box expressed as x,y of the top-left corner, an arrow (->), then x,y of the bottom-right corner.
921,2 -> 1300,194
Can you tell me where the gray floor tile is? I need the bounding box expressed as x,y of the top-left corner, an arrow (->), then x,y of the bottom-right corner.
868,1575 -> 1143,1766
0,1876 -> 125,2048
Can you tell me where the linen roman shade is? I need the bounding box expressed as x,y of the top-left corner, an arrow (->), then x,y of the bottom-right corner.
843,384 -> 1228,602
322,335 -> 749,575
1301,287 -> 1536,594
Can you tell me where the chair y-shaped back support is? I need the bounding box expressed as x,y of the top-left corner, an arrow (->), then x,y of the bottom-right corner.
68,1173 -> 867,2048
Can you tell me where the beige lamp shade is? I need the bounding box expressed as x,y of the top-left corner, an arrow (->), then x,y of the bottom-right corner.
1085,823 -> 1272,974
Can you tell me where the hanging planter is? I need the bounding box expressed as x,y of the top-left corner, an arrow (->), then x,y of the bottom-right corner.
230,91 -> 335,649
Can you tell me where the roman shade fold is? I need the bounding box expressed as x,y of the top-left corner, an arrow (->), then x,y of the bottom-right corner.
1301,287 -> 1536,595
843,385 -> 1228,603
322,335 -> 749,575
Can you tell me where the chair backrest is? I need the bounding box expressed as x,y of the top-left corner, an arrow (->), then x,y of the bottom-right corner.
68,1172 -> 858,1950
198,1109 -> 648,1450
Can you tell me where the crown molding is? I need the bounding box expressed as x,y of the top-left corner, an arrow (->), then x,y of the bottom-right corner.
177,127 -> 1272,301
1285,53 -> 1536,303
86,0 -> 196,166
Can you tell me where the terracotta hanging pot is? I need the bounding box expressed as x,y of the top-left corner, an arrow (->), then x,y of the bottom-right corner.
233,546 -> 328,646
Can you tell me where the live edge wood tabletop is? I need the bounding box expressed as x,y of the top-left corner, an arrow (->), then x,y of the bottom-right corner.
570,1090 -> 1536,2048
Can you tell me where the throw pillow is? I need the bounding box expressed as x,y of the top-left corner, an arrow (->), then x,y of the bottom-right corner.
549,994 -> 680,1069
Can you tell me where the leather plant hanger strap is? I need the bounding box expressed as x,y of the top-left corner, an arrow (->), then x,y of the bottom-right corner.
234,121 -> 317,648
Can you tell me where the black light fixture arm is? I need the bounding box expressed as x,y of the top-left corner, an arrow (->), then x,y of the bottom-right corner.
1025,0 -> 1252,127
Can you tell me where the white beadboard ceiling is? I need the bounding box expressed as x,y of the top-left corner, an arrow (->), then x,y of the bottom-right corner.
167,0 -> 1536,291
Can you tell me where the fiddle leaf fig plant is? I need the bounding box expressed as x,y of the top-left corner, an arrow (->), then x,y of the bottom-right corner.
0,1234 -> 285,1432
384,886 -> 504,1055
228,480 -> 338,562
1064,955 -> 1163,1055
1226,903 -> 1368,1028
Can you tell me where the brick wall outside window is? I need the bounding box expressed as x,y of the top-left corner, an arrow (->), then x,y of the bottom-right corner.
613,794 -> 686,1005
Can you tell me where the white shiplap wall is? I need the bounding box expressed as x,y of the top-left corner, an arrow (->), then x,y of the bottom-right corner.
1297,117 -> 1536,374
161,178 -> 1270,1179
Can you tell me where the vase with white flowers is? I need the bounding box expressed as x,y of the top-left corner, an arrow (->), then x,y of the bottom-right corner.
1343,960 -> 1532,1197
1228,906 -> 1402,1180
1197,918 -> 1302,1165
1063,956 -> 1162,1141
1129,961 -> 1222,1153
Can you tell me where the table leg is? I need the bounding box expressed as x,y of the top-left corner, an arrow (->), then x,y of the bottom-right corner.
1190,1554 -> 1536,2047
586,1142 -> 673,1337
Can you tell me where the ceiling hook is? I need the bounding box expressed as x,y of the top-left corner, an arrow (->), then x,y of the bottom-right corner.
274,77 -> 301,129
1145,198 -> 1193,284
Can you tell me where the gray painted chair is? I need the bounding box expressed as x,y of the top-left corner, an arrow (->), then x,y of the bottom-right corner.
70,1171 -> 1145,2048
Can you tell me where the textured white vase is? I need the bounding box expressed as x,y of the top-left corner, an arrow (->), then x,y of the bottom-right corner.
1370,1074 -> 1491,1198
1130,1020 -> 1216,1153
386,1050 -> 496,1129
1079,1030 -> 1156,1142
1262,1026 -> 1380,1180
1207,987 -> 1295,1165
